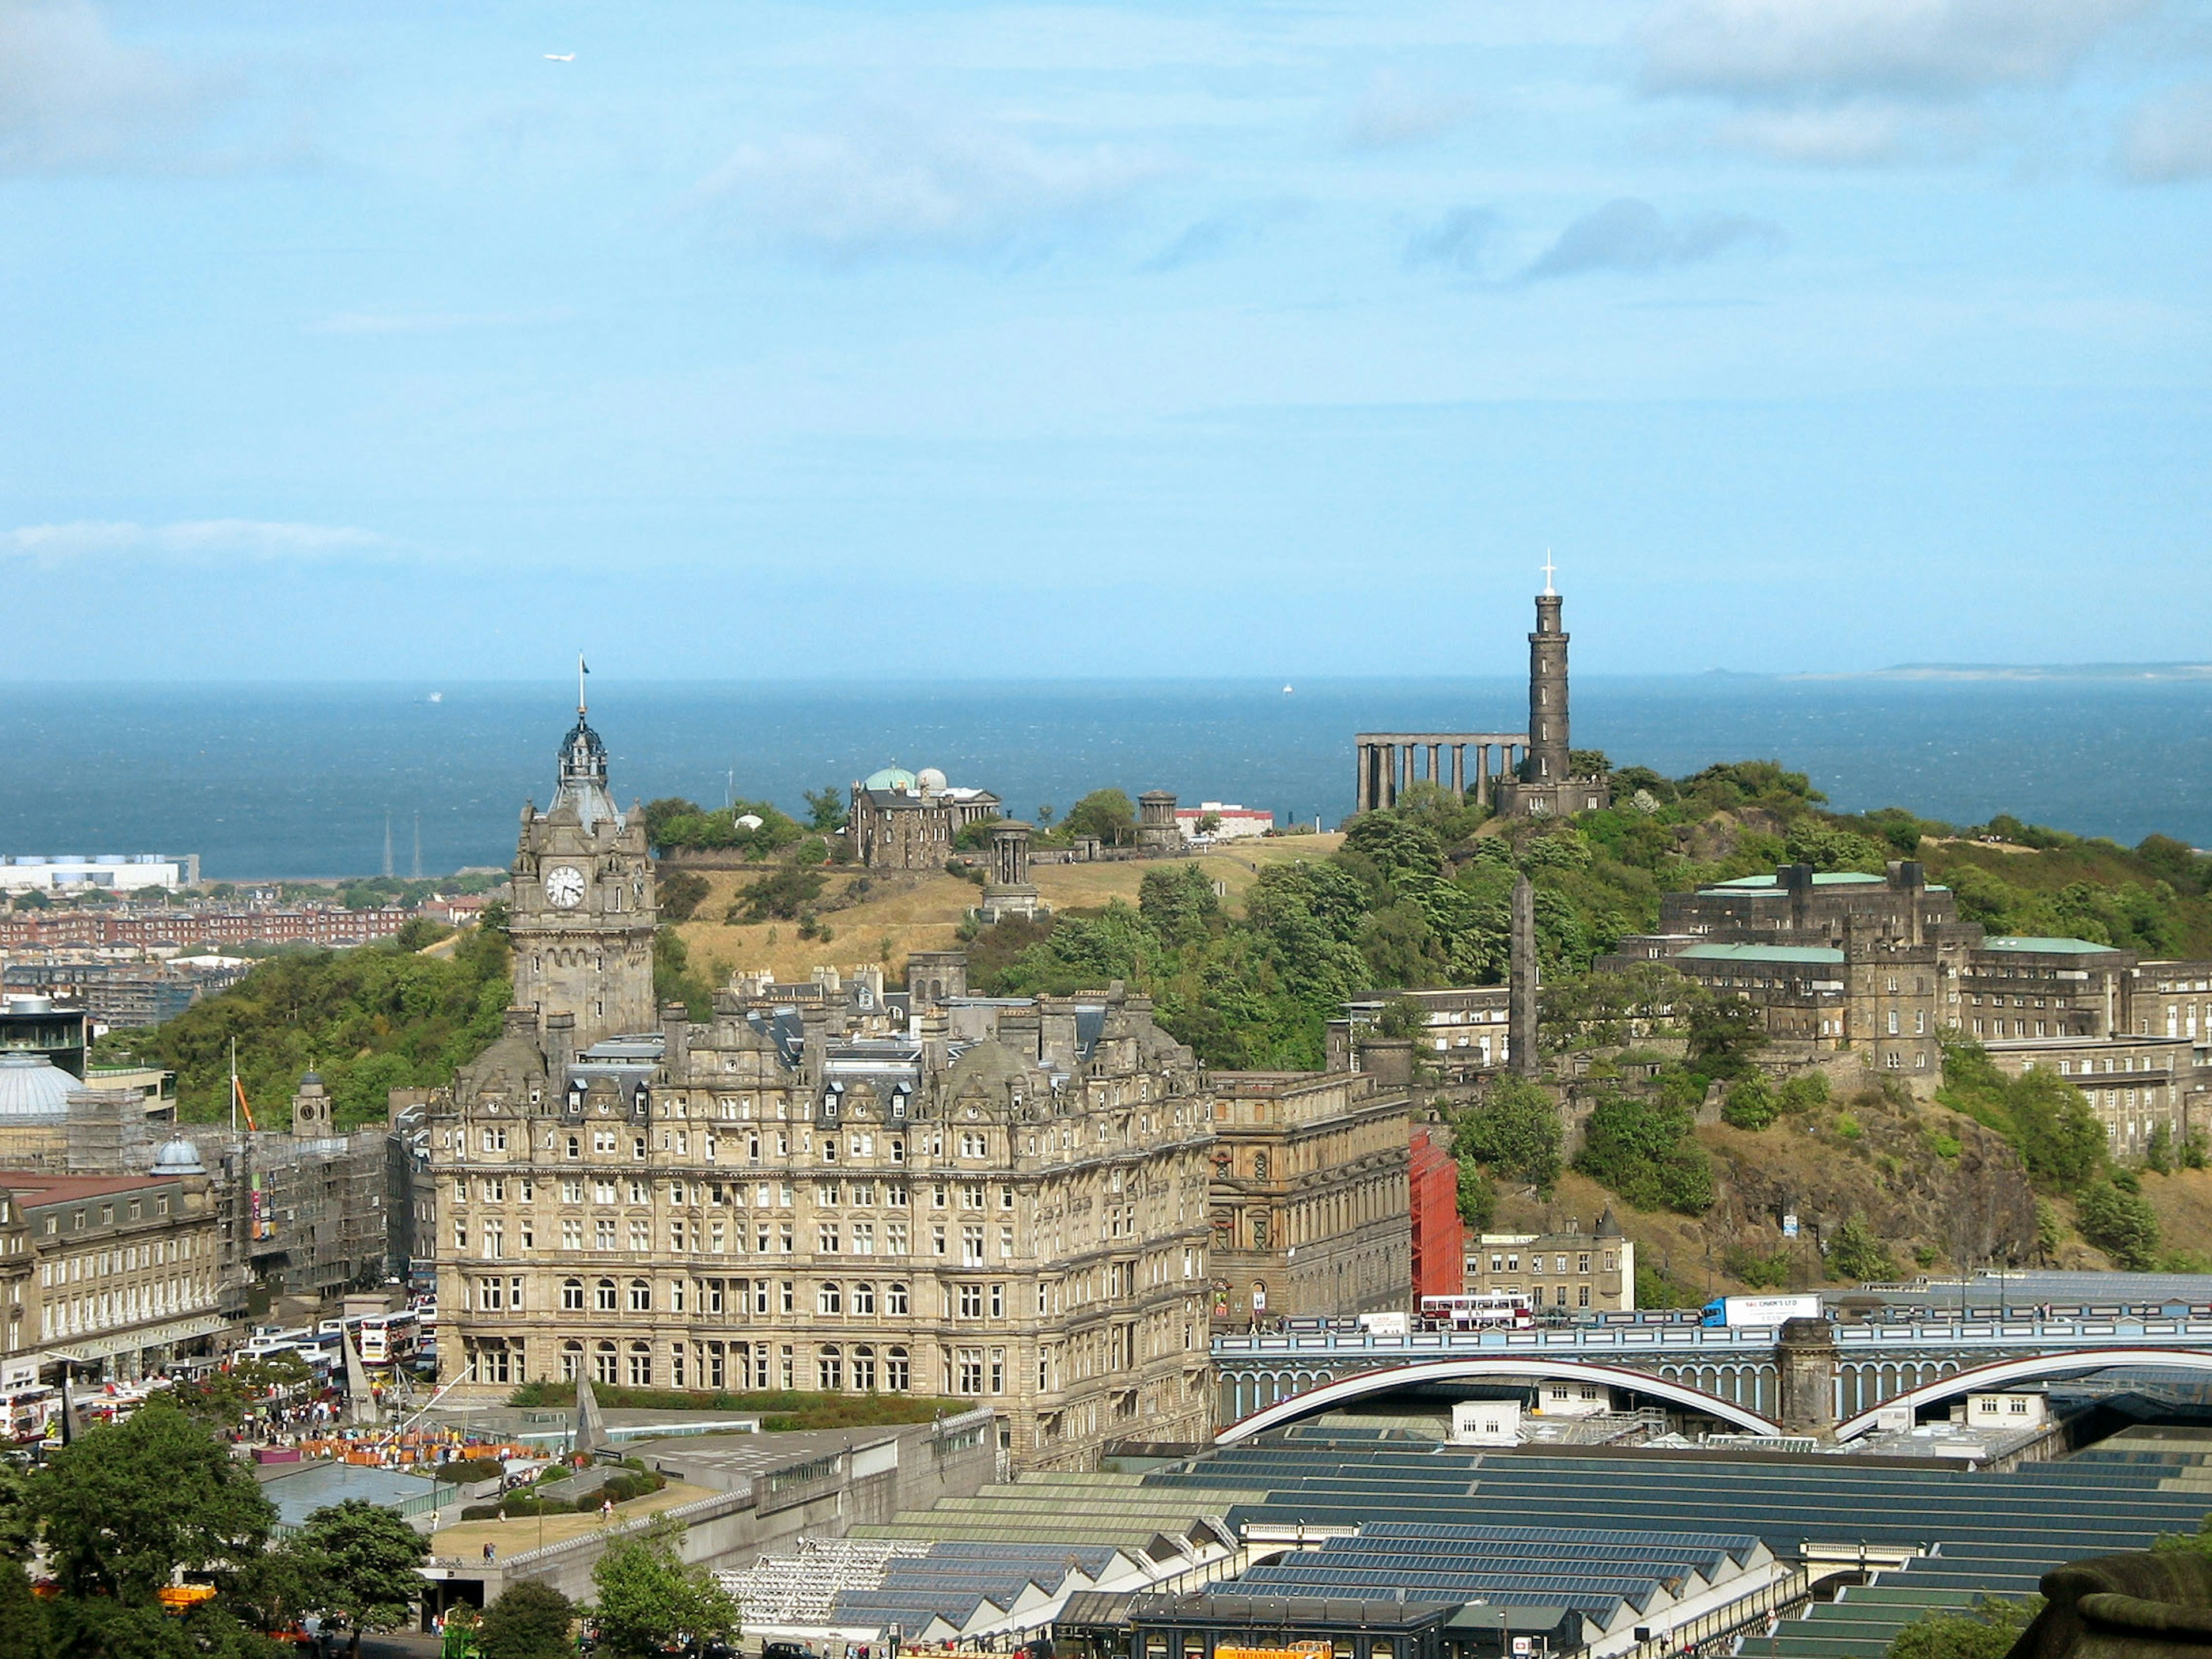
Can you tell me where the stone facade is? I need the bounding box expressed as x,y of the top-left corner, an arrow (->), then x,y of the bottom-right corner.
432,987 -> 1216,1469
510,707 -> 657,1050
1205,1070 -> 1412,1330
1,1166 -> 225,1389
849,767 -> 1002,871
1467,1215 -> 1635,1315
1353,578 -> 1610,819
1600,860 -> 2212,1148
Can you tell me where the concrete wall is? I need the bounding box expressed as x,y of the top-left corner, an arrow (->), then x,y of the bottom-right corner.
419,1411 -> 997,1621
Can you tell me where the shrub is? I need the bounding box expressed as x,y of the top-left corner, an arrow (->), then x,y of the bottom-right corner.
434,1457 -> 507,1484
1827,1217 -> 1897,1283
655,870 -> 710,924
729,868 -> 825,923
1724,1246 -> 1792,1289
1574,1092 -> 1714,1215
2077,1179 -> 2161,1269
1721,1077 -> 1777,1130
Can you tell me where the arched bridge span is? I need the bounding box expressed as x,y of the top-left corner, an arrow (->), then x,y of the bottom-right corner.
1215,1356 -> 1785,1445
1835,1347 -> 2212,1441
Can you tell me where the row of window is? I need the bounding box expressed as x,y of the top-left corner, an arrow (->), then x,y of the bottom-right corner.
39,1275 -> 211,1338
1484,1251 -> 1615,1275
460,1215 -> 1027,1261
38,1232 -> 202,1287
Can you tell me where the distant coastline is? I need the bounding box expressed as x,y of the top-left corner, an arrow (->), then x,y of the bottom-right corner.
1799,662 -> 2212,683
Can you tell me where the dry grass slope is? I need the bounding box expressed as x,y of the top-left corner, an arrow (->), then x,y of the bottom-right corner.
672,835 -> 1343,984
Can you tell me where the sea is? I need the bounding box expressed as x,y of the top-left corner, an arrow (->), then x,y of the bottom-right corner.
9,676 -> 2212,880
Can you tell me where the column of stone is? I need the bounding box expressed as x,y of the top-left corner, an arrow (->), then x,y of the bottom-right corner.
1474,745 -> 1490,809
1355,745 -> 1370,814
1451,744 -> 1465,800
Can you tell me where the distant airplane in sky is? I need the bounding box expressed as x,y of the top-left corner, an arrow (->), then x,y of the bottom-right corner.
544,52 -> 574,62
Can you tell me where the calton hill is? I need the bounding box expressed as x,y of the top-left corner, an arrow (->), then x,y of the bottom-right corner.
103,759 -> 2212,1306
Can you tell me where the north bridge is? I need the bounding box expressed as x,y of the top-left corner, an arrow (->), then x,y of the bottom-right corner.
1211,1313 -> 2212,1442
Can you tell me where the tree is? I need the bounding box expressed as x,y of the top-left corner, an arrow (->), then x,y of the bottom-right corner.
1684,990 -> 1767,1081
802,786 -> 848,832
33,1402 -> 275,1604
0,1558 -> 45,1659
657,869 -> 710,925
1574,1092 -> 1714,1215
728,868 -> 825,923
1139,863 -> 1222,949
1455,1077 -> 1563,1194
478,1580 -> 578,1659
293,1499 -> 429,1639
1720,1075 -> 1776,1130
1062,789 -> 1137,846
589,1518 -> 741,1658
2077,1179 -> 2161,1270
1887,1597 -> 2039,1659
1827,1216 -> 1897,1283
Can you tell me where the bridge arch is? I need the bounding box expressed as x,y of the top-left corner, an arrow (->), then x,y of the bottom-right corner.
1216,1357 -> 1784,1445
1835,1347 -> 2212,1441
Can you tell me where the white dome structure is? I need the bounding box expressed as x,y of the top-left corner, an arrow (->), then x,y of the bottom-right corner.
150,1135 -> 207,1177
0,1052 -> 72,1121
915,767 -> 948,794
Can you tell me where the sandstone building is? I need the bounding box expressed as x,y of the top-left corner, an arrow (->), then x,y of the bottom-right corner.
849,767 -> 1002,872
1205,1070 -> 1412,1330
430,706 -> 1228,1471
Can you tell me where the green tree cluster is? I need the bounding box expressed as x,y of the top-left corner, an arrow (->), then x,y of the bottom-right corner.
656,869 -> 711,923
92,923 -> 511,1130
1573,1092 -> 1714,1214
1937,1042 -> 2105,1192
16,1402 -> 429,1659
1887,1596 -> 2040,1659
642,796 -> 804,858
589,1517 -> 741,1657
1453,1077 -> 1565,1194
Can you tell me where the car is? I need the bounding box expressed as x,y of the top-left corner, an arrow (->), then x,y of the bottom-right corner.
761,1642 -> 816,1659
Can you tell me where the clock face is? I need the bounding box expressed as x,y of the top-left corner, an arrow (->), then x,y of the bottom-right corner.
544,864 -> 588,909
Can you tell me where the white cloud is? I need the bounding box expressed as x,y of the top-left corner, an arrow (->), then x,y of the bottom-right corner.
2119,82 -> 2212,182
1344,70 -> 1476,149
1522,198 -> 1785,281
305,309 -> 575,336
694,108 -> 1170,263
1639,0 -> 2150,101
0,0 -> 230,173
1,520 -> 387,566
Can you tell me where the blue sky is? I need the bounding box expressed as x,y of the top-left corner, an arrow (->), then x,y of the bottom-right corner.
2,0 -> 2209,680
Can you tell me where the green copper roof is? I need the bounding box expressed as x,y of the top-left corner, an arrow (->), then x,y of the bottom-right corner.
1707,872 -> 1883,888
1981,936 -> 2121,955
1676,942 -> 1846,964
1699,872 -> 1949,894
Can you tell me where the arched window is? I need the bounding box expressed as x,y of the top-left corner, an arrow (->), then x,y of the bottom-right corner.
628,1278 -> 651,1312
817,1281 -> 842,1315
886,1282 -> 909,1316
853,1345 -> 877,1391
594,1278 -> 616,1312
817,1344 -> 843,1391
562,1278 -> 584,1312
851,1282 -> 876,1316
593,1340 -> 618,1384
884,1346 -> 910,1392
627,1340 -> 652,1387
562,1340 -> 582,1381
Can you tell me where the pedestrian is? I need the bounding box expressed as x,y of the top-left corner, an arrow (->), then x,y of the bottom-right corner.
483,1540 -> 496,1563
601,1496 -> 614,1521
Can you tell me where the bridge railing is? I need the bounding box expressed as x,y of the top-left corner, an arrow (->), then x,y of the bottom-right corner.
1211,1318 -> 2212,1363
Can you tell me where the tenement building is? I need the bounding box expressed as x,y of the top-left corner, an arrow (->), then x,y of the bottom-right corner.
1205,1070 -> 1413,1330
429,703 -> 1218,1471
1467,1213 -> 1634,1315
1,1147 -> 226,1389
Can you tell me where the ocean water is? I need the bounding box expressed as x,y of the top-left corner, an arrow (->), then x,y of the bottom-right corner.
9,676 -> 2212,880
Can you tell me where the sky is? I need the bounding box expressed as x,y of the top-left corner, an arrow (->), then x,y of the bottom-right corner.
2,0 -> 2209,681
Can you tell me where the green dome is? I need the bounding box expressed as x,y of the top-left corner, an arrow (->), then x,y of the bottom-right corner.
863,767 -> 918,792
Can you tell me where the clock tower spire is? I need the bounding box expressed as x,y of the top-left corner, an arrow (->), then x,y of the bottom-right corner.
510,673 -> 657,1048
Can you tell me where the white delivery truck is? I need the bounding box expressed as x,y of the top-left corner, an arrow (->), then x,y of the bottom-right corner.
1700,1293 -> 1822,1327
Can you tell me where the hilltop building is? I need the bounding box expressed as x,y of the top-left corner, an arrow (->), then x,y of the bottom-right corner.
1599,861 -> 2212,1154
1354,569 -> 1611,819
849,768 -> 1002,871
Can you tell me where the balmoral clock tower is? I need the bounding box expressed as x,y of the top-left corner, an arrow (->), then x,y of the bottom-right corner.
509,672 -> 657,1048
